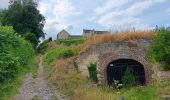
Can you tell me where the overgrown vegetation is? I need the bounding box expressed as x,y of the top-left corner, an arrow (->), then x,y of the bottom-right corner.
87,62 -> 98,83
122,67 -> 136,88
43,49 -> 159,100
42,36 -> 160,100
148,29 -> 170,70
0,26 -> 35,99
44,46 -> 80,64
37,40 -> 49,54
80,31 -> 154,53
56,36 -> 86,46
1,0 -> 45,46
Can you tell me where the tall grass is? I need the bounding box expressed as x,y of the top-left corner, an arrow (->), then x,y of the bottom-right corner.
43,45 -> 158,100
44,56 -> 159,100
80,31 -> 154,53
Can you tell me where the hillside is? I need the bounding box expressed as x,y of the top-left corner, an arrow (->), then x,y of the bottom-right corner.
41,32 -> 170,100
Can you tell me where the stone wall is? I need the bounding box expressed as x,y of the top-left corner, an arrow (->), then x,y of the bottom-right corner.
78,39 -> 156,84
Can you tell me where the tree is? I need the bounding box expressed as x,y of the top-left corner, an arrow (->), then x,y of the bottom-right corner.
1,0 -> 45,46
148,29 -> 170,70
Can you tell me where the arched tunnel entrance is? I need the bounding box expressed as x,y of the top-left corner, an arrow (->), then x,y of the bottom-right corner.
107,59 -> 146,85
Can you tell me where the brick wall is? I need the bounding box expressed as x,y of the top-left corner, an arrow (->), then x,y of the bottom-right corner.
77,39 -> 156,84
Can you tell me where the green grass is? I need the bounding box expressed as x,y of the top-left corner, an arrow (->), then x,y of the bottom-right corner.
44,46 -> 80,64
120,83 -> 158,100
43,49 -> 159,100
56,36 -> 86,46
0,56 -> 37,100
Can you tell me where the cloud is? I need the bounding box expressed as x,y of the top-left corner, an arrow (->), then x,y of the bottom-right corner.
37,0 -> 79,39
37,2 -> 50,15
53,0 -> 80,18
95,0 -> 129,14
0,0 -> 9,9
95,0 -> 168,30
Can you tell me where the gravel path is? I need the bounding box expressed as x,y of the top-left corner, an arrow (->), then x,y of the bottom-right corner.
16,56 -> 66,100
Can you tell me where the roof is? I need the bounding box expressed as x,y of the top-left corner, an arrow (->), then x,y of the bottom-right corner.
58,29 -> 70,35
83,29 -> 109,34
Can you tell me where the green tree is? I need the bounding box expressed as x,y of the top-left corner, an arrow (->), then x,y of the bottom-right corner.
1,0 -> 45,46
148,29 -> 170,70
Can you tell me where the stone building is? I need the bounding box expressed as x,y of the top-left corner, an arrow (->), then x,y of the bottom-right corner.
57,29 -> 82,39
57,29 -> 70,39
83,29 -> 110,37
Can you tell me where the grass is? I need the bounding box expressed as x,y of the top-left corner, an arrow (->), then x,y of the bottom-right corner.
43,53 -> 159,100
42,31 -> 165,100
0,56 -> 37,100
80,31 -> 154,53
56,36 -> 86,46
44,46 -> 80,64
159,80 -> 170,95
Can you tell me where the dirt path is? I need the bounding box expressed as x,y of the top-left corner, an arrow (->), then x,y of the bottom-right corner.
16,56 -> 66,100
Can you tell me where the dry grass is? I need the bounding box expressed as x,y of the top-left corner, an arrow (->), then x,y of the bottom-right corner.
80,31 -> 154,54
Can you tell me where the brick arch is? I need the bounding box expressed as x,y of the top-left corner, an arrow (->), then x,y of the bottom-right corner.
98,50 -> 153,85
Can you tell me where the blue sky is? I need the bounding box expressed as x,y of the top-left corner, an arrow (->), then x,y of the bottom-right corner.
1,0 -> 170,39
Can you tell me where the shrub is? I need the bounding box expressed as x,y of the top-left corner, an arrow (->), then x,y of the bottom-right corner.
37,40 -> 49,54
148,29 -> 170,70
63,49 -> 74,58
74,59 -> 79,72
0,26 -> 34,83
87,62 -> 98,82
122,67 -> 136,88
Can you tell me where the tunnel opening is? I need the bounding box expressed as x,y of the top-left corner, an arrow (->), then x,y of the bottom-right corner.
107,59 -> 146,86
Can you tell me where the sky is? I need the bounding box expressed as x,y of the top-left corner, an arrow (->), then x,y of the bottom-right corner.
0,0 -> 170,39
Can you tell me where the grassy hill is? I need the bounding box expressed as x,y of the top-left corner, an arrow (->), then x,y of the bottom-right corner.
41,33 -> 170,100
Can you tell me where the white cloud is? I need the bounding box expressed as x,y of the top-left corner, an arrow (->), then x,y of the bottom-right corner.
95,0 -> 129,14
95,0 -> 168,30
53,0 -> 80,18
38,2 -> 50,15
0,0 -> 9,9
37,0 -> 79,39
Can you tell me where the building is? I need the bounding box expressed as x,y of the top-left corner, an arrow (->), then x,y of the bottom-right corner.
57,29 -> 70,39
83,29 -> 110,37
57,29 -> 82,39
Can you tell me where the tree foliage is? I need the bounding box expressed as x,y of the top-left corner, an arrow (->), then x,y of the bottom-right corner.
0,26 -> 34,83
148,29 -> 170,70
1,0 -> 45,46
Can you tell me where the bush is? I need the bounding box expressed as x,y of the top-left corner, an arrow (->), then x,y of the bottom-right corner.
87,62 -> 98,83
0,26 -> 34,83
122,67 -> 136,88
148,29 -> 170,70
37,40 -> 49,54
63,49 -> 74,58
